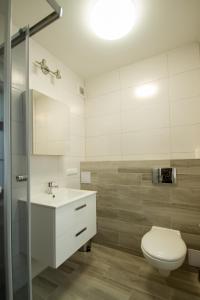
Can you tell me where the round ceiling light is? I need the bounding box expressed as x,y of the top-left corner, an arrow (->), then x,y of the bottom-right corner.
90,0 -> 136,40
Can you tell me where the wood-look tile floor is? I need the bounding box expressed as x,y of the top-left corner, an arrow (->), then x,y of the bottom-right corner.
32,243 -> 200,300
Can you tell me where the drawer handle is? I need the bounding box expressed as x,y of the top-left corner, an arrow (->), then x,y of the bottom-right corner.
75,204 -> 86,211
75,227 -> 87,237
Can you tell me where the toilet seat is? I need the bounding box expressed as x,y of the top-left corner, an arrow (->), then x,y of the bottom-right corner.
141,226 -> 187,262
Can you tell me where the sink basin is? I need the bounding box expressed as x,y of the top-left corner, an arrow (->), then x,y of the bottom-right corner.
30,188 -> 96,208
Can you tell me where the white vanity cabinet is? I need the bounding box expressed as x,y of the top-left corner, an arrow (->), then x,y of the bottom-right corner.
31,190 -> 96,268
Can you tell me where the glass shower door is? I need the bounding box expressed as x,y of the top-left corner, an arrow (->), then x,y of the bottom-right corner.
0,42 -> 5,300
11,29 -> 31,299
0,58 -> 5,298
0,0 -> 32,298
0,0 -> 8,298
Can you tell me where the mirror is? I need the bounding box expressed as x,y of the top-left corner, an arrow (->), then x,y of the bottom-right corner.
31,90 -> 69,155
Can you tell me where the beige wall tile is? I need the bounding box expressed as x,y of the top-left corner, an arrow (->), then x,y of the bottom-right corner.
122,102 -> 170,132
120,54 -> 168,88
122,128 -> 170,156
86,114 -> 121,137
86,70 -> 120,98
170,97 -> 200,127
86,134 -> 121,158
171,124 -> 200,156
85,43 -> 200,161
169,69 -> 200,101
168,43 -> 200,75
121,79 -> 169,111
86,91 -> 121,117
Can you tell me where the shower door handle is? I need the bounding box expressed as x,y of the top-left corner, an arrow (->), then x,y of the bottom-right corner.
16,175 -> 28,182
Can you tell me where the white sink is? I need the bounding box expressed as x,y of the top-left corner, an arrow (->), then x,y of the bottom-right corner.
31,188 -> 96,208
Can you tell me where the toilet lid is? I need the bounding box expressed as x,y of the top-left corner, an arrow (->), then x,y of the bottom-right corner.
141,227 -> 187,262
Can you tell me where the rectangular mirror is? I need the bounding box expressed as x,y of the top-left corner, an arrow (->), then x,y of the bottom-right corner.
31,90 -> 69,155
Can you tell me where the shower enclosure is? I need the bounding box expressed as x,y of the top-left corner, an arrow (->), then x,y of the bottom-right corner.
0,0 -> 62,299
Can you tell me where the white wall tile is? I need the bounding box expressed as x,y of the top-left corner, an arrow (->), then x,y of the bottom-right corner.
86,91 -> 121,117
68,94 -> 85,116
171,125 -> 200,156
122,102 -> 170,132
122,128 -> 170,156
169,69 -> 200,101
70,136 -> 85,157
170,97 -> 200,126
121,79 -> 169,111
70,113 -> 85,137
120,54 -> 168,89
85,43 -> 200,161
168,43 -> 200,75
86,114 -> 121,137
86,70 -> 120,98
86,134 -> 121,157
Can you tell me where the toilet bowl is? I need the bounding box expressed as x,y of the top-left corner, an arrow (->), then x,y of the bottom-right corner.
141,226 -> 187,277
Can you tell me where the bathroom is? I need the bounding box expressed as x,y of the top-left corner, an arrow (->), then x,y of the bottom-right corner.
1,0 -> 200,299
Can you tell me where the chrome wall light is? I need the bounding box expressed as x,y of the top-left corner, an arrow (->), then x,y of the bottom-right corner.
35,59 -> 61,79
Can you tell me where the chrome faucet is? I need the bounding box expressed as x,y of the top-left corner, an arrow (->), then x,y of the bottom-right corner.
47,181 -> 59,194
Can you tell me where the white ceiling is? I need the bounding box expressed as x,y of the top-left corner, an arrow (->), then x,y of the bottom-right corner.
12,0 -> 200,79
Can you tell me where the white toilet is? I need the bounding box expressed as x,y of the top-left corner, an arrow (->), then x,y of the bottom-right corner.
141,226 -> 187,277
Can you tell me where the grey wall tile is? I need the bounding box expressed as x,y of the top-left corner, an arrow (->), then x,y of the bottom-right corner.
81,159 -> 200,256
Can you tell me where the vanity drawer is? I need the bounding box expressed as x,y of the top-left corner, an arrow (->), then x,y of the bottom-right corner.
55,222 -> 95,268
55,231 -> 75,267
55,195 -> 96,237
